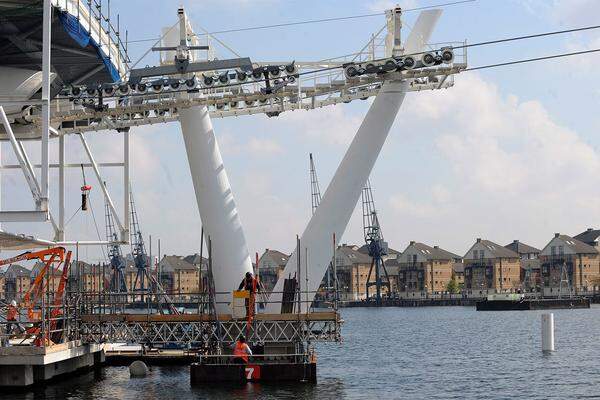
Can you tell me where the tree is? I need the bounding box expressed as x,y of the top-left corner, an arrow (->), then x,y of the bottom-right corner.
446,277 -> 460,294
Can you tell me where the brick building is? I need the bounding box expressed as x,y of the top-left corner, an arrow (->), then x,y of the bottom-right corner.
463,238 -> 521,298
397,241 -> 461,299
159,256 -> 201,300
4,264 -> 32,301
539,233 -> 600,296
504,239 -> 541,292
257,249 -> 289,294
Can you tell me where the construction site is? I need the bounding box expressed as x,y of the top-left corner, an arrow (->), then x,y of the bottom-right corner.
0,0 -> 599,396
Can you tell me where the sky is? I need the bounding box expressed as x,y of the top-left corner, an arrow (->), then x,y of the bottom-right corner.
3,0 -> 600,263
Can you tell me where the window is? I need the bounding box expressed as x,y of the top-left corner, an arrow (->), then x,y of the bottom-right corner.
473,250 -> 478,259
551,246 -> 556,256
558,245 -> 564,256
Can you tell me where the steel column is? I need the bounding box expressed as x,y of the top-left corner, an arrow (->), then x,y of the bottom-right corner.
58,134 -> 65,241
123,130 -> 130,242
179,105 -> 253,310
41,0 -> 51,211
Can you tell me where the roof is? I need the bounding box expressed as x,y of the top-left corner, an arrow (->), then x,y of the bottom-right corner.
410,242 -> 462,261
554,234 -> 598,254
357,244 -> 401,256
183,254 -> 208,267
504,240 -> 541,255
573,228 -> 600,246
260,249 -> 290,267
468,239 -> 519,259
452,263 -> 465,273
5,264 -> 31,277
336,245 -> 372,264
31,261 -> 62,276
160,256 -> 197,272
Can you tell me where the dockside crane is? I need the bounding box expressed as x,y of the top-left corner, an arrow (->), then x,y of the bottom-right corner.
309,153 -> 321,216
129,186 -> 179,314
130,189 -> 150,296
361,179 -> 391,306
104,183 -> 127,294
308,153 -> 337,302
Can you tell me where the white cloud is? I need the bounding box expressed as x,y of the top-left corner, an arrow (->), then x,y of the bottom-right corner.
279,106 -> 362,146
381,72 -> 600,251
247,137 -> 284,155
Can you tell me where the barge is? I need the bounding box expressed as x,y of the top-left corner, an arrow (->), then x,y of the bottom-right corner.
476,294 -> 590,311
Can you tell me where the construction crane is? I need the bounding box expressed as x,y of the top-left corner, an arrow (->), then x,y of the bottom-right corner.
309,153 -> 337,302
104,183 -> 127,294
129,186 -> 180,314
130,188 -> 151,296
0,247 -> 72,345
361,179 -> 391,306
309,153 -> 322,216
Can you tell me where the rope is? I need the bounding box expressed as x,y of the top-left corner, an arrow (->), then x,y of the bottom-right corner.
127,0 -> 476,42
87,196 -> 107,262
465,48 -> 600,72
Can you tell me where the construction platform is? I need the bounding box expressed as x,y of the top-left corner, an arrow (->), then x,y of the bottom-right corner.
0,340 -> 104,387
191,360 -> 317,384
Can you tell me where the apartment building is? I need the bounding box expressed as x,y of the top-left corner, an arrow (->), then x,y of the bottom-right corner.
539,233 -> 600,296
397,241 -> 461,299
463,238 -> 521,297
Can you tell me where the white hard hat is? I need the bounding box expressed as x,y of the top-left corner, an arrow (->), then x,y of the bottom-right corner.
10,300 -> 16,307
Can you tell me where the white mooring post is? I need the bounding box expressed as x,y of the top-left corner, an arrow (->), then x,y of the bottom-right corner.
542,313 -> 555,352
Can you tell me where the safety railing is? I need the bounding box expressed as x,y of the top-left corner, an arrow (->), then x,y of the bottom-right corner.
73,288 -> 332,316
0,301 -> 79,347
198,352 -> 312,365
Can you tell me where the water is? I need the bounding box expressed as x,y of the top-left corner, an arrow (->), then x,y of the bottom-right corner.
2,306 -> 600,399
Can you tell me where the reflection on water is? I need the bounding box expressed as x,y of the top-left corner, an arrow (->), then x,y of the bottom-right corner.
2,306 -> 600,399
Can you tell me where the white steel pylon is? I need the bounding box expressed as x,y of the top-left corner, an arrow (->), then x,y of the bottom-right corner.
170,10 -> 252,309
267,9 -> 442,312
179,105 -> 253,309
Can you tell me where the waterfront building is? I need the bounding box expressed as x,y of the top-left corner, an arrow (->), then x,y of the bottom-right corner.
504,240 -> 541,291
539,233 -> 600,296
257,249 -> 290,293
397,241 -> 461,299
31,262 -> 64,294
334,245 -> 375,301
452,262 -> 465,286
573,228 -> 600,251
4,264 -> 32,301
158,256 -> 202,300
463,239 -> 521,298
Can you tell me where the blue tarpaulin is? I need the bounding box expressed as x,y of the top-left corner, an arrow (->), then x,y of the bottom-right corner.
58,11 -> 120,82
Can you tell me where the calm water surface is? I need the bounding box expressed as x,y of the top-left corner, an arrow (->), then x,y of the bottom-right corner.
2,306 -> 600,399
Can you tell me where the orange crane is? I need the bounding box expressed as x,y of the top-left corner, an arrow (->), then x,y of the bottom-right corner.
0,247 -> 72,345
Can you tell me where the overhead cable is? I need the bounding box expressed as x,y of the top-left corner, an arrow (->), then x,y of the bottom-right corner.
126,0 -> 475,44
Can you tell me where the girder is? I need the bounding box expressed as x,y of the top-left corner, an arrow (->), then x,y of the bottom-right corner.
79,315 -> 341,345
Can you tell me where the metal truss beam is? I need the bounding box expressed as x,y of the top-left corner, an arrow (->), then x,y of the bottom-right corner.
79,318 -> 341,345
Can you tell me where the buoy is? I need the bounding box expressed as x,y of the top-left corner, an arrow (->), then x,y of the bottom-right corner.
129,360 -> 149,377
541,313 -> 555,352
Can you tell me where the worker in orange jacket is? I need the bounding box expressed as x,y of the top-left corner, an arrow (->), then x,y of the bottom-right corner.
238,272 -> 259,317
6,300 -> 24,336
232,335 -> 253,364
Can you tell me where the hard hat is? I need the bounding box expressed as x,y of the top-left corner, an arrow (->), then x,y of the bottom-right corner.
10,300 -> 16,307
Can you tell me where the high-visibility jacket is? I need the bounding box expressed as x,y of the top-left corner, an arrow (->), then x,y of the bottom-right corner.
233,341 -> 250,363
7,305 -> 17,321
